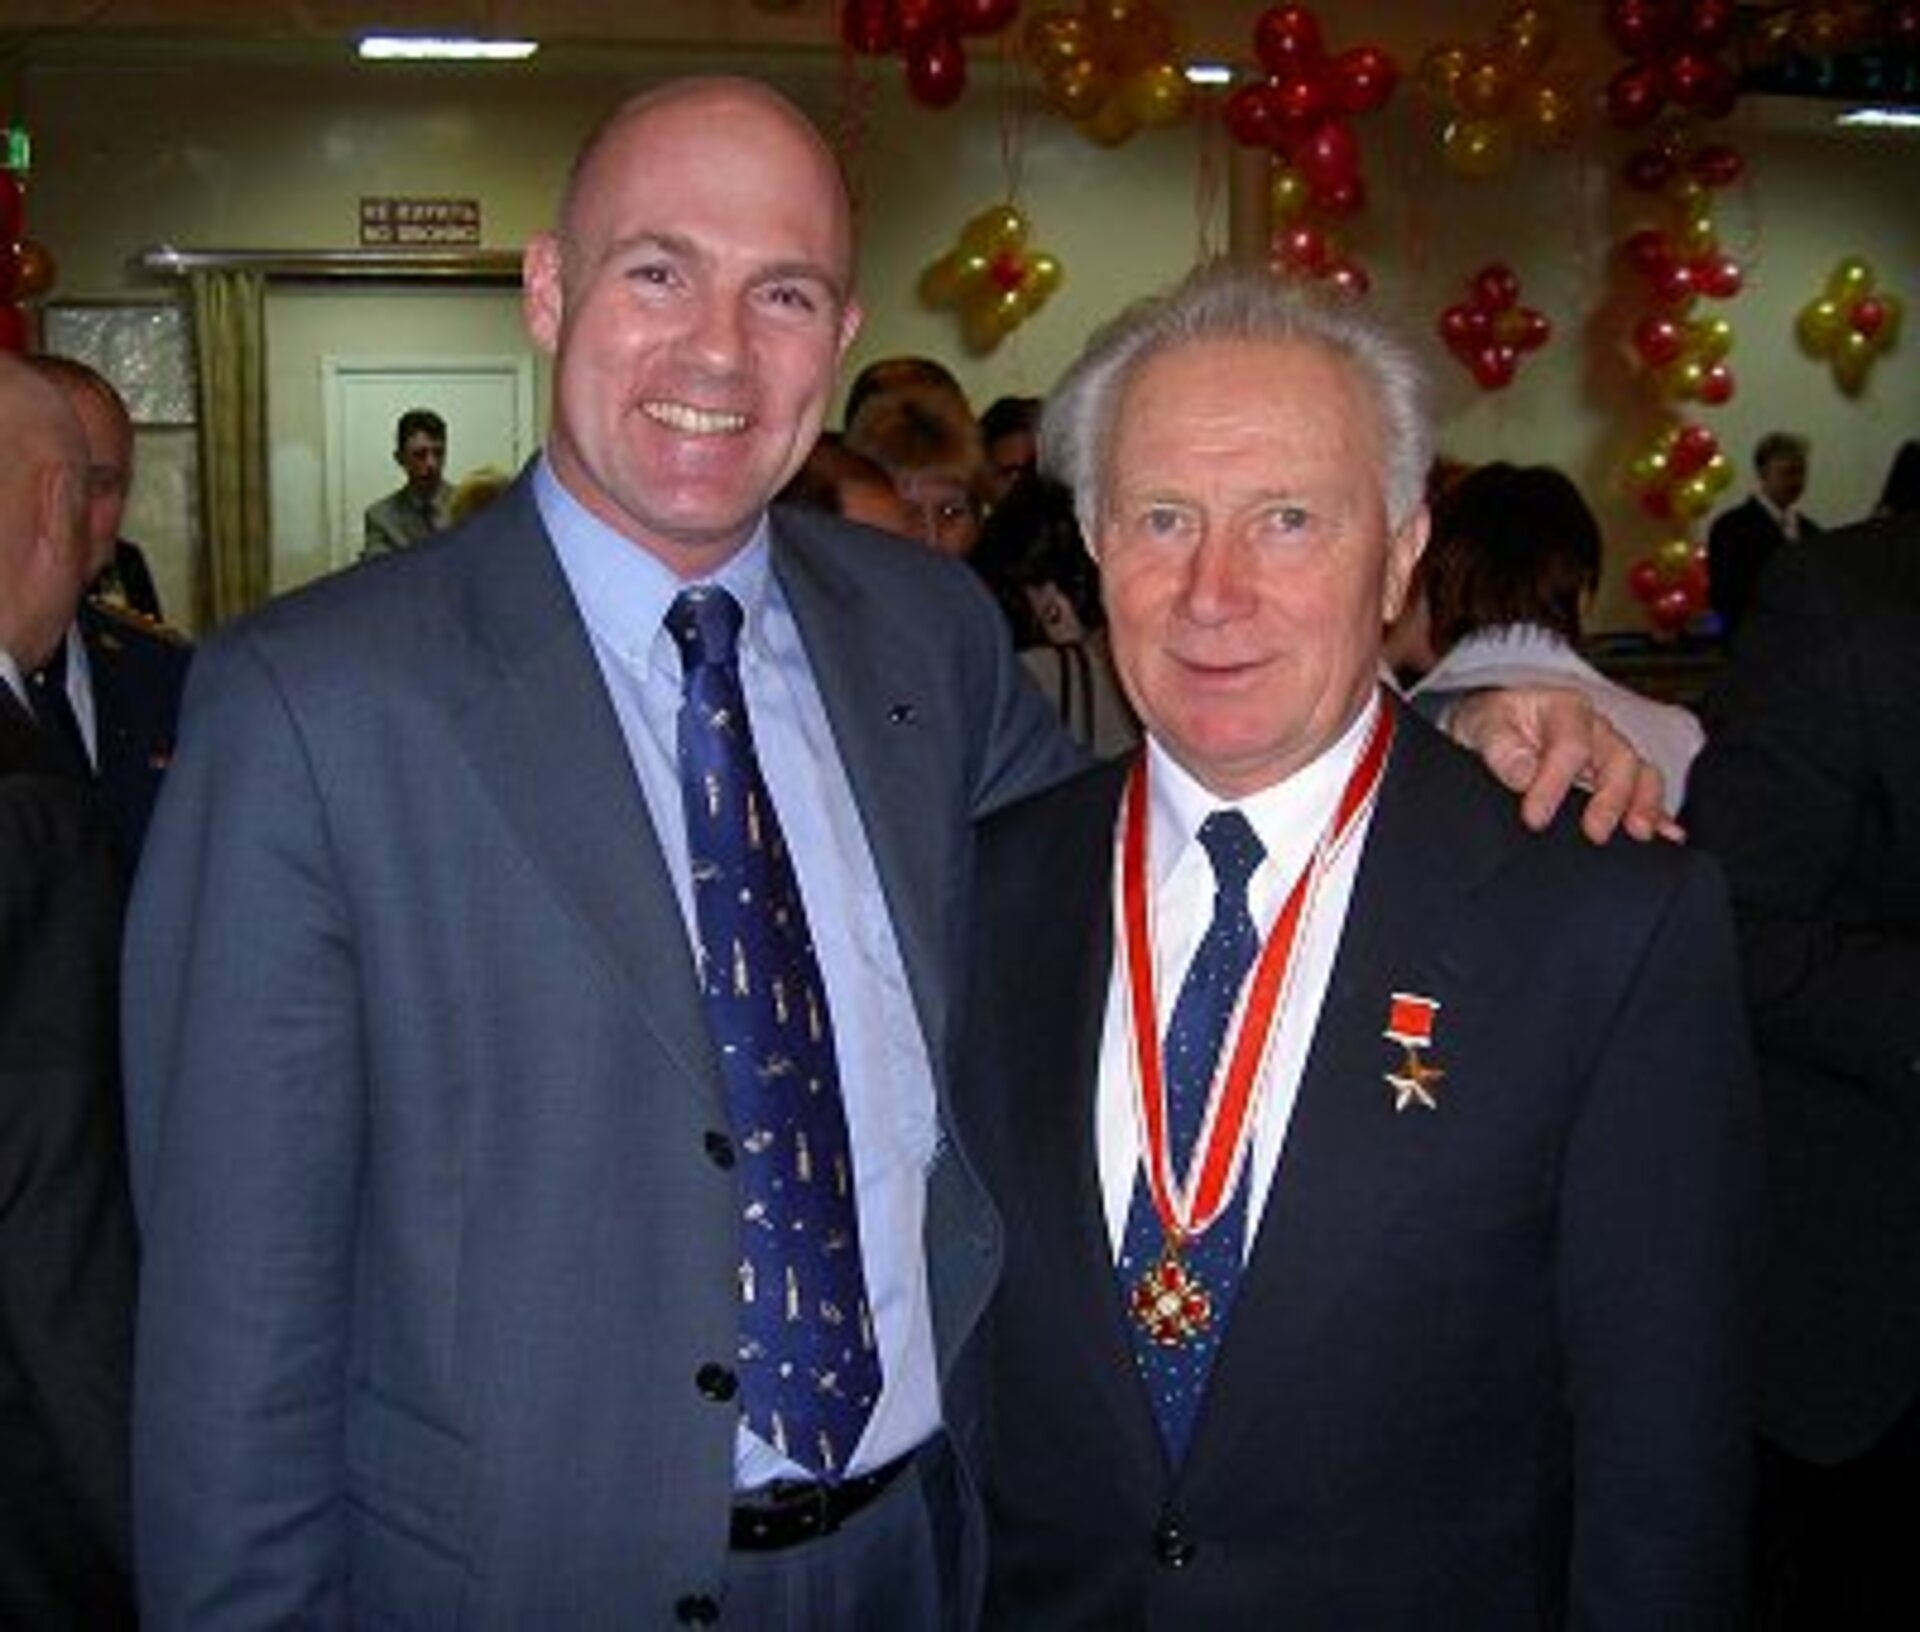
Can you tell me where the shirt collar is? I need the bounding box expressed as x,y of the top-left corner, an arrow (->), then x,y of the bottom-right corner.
534,455 -> 775,675
1144,691 -> 1381,895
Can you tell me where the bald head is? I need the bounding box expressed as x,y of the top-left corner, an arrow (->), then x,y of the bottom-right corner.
0,351 -> 91,669
28,354 -> 134,577
559,78 -> 856,291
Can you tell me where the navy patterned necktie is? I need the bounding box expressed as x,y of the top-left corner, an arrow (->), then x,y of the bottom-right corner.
1118,808 -> 1266,1465
667,585 -> 881,1481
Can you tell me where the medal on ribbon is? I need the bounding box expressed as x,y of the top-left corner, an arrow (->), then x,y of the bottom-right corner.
1118,697 -> 1396,1347
1383,991 -> 1445,1112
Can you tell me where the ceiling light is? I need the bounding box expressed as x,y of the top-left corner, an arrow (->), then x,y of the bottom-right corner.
1836,106 -> 1920,129
357,36 -> 539,62
1184,63 -> 1234,86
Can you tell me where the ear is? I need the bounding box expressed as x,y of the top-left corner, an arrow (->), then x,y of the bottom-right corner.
1381,502 -> 1429,626
522,233 -> 565,356
835,296 -> 864,366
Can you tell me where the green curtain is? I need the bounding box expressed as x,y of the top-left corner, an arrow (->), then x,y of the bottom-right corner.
188,268 -> 271,627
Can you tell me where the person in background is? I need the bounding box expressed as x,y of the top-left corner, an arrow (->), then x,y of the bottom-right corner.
777,431 -> 919,538
951,262 -> 1761,1628
1708,431 -> 1820,635
970,471 -> 1138,759
26,354 -> 192,868
841,352 -> 969,435
361,406 -> 452,555
1871,438 -> 1920,520
1393,460 -> 1705,804
0,349 -> 138,1630
1686,514 -> 1920,1632
845,381 -> 990,558
979,393 -> 1042,507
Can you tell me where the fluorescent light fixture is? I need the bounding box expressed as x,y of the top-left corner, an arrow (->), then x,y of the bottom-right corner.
1184,62 -> 1234,86
1836,106 -> 1920,129
358,36 -> 539,62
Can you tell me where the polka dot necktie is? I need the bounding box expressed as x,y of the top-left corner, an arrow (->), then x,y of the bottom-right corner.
667,585 -> 881,1481
1118,808 -> 1265,1465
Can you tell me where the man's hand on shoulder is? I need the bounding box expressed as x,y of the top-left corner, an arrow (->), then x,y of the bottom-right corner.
1447,687 -> 1680,844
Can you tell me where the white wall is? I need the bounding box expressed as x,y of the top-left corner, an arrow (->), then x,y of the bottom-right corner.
15,42 -> 1919,631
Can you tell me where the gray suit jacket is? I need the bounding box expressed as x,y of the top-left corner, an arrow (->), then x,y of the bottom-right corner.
124,477 -> 1077,1627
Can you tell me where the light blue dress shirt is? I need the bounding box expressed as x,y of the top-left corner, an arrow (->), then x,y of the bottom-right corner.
535,461 -> 942,1487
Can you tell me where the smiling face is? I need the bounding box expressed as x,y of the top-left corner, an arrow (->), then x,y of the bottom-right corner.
1097,337 -> 1426,798
523,81 -> 861,577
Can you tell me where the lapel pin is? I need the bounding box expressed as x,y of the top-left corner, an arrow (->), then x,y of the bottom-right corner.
887,702 -> 918,726
1383,991 -> 1445,1113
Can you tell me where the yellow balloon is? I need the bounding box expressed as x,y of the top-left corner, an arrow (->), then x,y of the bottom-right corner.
1516,80 -> 1575,148
1826,256 -> 1874,301
1677,210 -> 1718,260
1081,97 -> 1135,146
1026,253 -> 1064,297
919,257 -> 961,306
1444,117 -> 1512,178
1797,298 -> 1843,352
1123,63 -> 1190,129
1691,316 -> 1734,363
1270,163 -> 1310,225
1876,291 -> 1905,346
1672,474 -> 1717,519
961,206 -> 1026,258
1628,449 -> 1669,489
1704,453 -> 1734,493
1833,328 -> 1877,392
1025,12 -> 1090,73
1052,57 -> 1108,120
1456,52 -> 1517,118
1655,535 -> 1695,576
1419,44 -> 1470,104
1498,4 -> 1558,77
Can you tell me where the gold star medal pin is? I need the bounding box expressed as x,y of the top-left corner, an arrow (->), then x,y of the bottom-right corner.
1383,991 -> 1445,1113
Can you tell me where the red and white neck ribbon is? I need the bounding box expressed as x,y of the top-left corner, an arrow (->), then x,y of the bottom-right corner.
1118,695 -> 1395,1245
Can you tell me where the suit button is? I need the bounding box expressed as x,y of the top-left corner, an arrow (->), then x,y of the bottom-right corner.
675,1592 -> 721,1624
703,1131 -> 736,1169
1153,1518 -> 1197,1568
695,1362 -> 738,1402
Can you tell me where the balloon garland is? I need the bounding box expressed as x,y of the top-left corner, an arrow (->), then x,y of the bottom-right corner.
1796,256 -> 1904,395
0,127 -> 47,354
919,202 -> 1064,353
840,0 -> 1023,110
1437,263 -> 1553,391
1418,3 -> 1579,178
1023,0 -> 1190,146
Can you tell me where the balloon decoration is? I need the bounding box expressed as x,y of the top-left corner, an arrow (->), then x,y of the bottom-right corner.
1268,215 -> 1369,299
0,127 -> 42,354
1620,422 -> 1729,635
1437,263 -> 1552,390
1224,6 -> 1399,217
1023,0 -> 1190,146
840,0 -> 1023,110
1796,256 -> 1904,395
1601,0 -> 1741,130
1746,1 -> 1920,58
1418,3 -> 1579,177
919,203 -> 1064,353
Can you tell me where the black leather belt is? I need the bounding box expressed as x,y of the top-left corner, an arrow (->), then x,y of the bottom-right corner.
729,1450 -> 916,1552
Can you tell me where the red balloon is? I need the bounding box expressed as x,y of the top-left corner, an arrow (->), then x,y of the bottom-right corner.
1684,0 -> 1739,49
1293,118 -> 1359,200
1323,257 -> 1371,300
1650,583 -> 1695,633
0,302 -> 25,354
1670,423 -> 1719,476
1606,63 -> 1666,129
0,172 -> 20,246
1853,298 -> 1888,338
1224,83 -> 1285,148
1439,304 -> 1482,349
1624,227 -> 1673,278
1255,6 -> 1326,76
1272,71 -> 1333,132
1697,361 -> 1736,405
1277,223 -> 1331,274
1666,50 -> 1735,116
1696,255 -> 1742,300
1312,174 -> 1365,216
1689,143 -> 1744,188
1606,0 -> 1679,58
893,0 -> 947,44
1330,44 -> 1397,115
1471,345 -> 1518,390
905,35 -> 968,108
1515,310 -> 1552,350
1628,559 -> 1663,601
1634,315 -> 1685,368
950,0 -> 1019,35
1652,261 -> 1698,306
1472,262 -> 1520,311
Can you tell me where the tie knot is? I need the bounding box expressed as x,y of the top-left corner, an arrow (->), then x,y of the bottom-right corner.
1197,809 -> 1264,898
666,585 -> 744,673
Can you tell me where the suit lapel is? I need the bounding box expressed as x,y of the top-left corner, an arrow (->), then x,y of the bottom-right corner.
1187,714 -> 1510,1480
442,483 -> 721,1108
